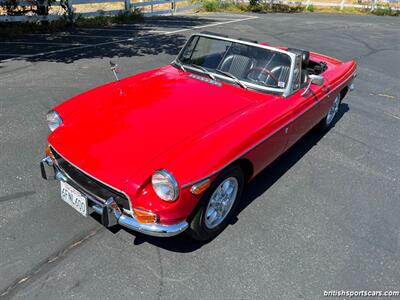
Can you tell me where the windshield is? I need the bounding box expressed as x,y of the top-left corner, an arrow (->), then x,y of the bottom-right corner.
177,35 -> 292,92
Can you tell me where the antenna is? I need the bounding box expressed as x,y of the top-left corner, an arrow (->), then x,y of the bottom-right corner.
109,60 -> 120,81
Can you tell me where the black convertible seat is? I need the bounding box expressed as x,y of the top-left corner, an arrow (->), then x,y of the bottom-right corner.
288,48 -> 310,68
220,54 -> 254,78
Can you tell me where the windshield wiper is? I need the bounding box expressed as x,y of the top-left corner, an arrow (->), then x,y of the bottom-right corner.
214,69 -> 247,89
187,64 -> 216,80
172,59 -> 186,72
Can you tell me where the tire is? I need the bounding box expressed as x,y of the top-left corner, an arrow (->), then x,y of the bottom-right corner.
187,165 -> 245,241
318,94 -> 341,132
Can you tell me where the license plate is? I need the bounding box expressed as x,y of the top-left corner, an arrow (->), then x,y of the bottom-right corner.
60,181 -> 88,217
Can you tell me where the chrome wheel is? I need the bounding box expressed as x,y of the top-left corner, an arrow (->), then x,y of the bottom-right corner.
326,95 -> 340,125
204,177 -> 239,229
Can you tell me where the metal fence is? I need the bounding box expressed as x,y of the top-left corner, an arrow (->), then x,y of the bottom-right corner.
1,0 -> 398,22
242,0 -> 400,10
282,0 -> 400,10
0,0 -> 200,22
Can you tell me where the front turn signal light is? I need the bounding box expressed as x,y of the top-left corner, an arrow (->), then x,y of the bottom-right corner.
45,145 -> 55,161
133,208 -> 158,224
190,179 -> 211,195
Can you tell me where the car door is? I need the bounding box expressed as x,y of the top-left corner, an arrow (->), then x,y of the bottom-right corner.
243,97 -> 292,176
285,77 -> 330,150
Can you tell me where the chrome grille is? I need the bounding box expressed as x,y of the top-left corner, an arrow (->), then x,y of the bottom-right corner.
51,147 -> 130,210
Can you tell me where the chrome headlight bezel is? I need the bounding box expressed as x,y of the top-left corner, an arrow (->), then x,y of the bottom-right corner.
46,110 -> 63,132
151,169 -> 179,202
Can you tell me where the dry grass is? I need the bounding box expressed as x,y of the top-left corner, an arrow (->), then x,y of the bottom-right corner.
73,2 -> 124,13
307,3 -> 399,15
68,1 -> 192,14
0,1 -> 191,16
308,5 -> 366,13
198,0 -> 399,15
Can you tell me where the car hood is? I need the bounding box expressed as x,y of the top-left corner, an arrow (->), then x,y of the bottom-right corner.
49,66 -> 253,190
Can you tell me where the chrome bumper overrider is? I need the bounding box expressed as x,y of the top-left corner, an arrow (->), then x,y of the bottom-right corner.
40,156 -> 188,237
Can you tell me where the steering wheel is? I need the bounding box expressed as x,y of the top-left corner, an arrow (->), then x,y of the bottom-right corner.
246,67 -> 279,85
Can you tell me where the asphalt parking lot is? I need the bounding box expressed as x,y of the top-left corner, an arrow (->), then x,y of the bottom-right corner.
0,12 -> 399,300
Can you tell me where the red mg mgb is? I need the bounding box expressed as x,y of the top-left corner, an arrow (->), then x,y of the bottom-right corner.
40,33 -> 356,241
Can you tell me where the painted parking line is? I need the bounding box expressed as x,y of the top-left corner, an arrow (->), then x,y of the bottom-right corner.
0,15 -> 258,62
0,54 -> 27,57
77,27 -> 151,32
23,33 -> 135,39
0,41 -> 88,46
0,37 -> 135,62
86,18 -> 240,28
145,19 -> 226,22
79,23 -> 221,32
147,30 -> 171,33
184,14 -> 257,19
164,16 -> 258,34
144,17 -> 243,22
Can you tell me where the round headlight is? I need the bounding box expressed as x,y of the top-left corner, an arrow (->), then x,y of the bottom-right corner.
46,110 -> 62,132
151,169 -> 179,202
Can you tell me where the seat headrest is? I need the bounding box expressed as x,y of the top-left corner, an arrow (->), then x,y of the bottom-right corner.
287,48 -> 309,68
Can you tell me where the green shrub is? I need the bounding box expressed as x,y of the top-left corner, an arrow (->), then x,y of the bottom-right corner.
201,0 -> 242,12
234,2 -> 249,11
0,20 -> 68,37
249,0 -> 260,6
199,0 -> 397,15
202,0 -> 222,11
248,3 -> 262,12
0,8 -> 144,38
113,9 -> 143,23
0,0 -> 57,16
371,5 -> 399,16
278,3 -> 305,12
74,9 -> 143,26
248,3 -> 305,13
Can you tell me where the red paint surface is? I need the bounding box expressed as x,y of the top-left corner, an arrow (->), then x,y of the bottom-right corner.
48,54 -> 356,224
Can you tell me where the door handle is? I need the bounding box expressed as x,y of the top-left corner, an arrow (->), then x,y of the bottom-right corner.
322,85 -> 331,93
322,85 -> 331,99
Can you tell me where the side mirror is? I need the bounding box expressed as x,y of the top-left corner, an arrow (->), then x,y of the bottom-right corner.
301,74 -> 324,96
310,74 -> 324,86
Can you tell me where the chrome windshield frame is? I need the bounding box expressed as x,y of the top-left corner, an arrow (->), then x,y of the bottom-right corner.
174,33 -> 297,97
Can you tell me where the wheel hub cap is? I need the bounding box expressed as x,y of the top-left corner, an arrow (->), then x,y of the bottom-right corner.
205,177 -> 238,229
326,95 -> 340,125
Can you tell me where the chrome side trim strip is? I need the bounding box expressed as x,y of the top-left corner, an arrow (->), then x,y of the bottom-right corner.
182,71 -> 356,188
49,144 -> 133,215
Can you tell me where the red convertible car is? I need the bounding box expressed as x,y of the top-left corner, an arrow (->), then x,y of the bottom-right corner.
41,33 -> 356,240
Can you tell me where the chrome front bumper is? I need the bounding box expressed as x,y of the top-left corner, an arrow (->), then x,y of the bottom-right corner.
40,156 -> 188,237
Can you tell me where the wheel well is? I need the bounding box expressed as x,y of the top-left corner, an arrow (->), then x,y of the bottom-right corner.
340,86 -> 349,101
234,159 -> 254,182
